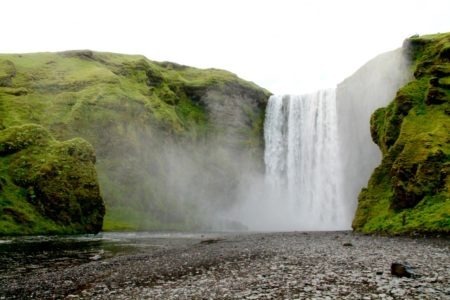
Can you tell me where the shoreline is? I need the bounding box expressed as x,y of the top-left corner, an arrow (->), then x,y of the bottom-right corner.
1,231 -> 449,299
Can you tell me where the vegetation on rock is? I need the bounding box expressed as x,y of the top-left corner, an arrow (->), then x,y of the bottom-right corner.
0,50 -> 270,233
353,33 -> 450,235
0,124 -> 104,235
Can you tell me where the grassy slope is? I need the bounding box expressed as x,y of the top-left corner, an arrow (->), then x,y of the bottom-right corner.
353,33 -> 450,234
0,50 -> 270,233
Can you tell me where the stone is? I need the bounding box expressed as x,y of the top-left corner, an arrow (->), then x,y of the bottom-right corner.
90,254 -> 102,261
391,262 -> 415,278
200,238 -> 225,245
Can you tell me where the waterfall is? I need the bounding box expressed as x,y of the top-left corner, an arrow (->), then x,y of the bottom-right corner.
229,48 -> 410,231
264,90 -> 350,230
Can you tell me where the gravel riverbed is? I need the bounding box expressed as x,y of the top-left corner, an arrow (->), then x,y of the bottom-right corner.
1,232 -> 449,299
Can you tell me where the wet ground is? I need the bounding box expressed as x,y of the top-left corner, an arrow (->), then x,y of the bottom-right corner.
0,232 -> 208,284
0,231 -> 449,299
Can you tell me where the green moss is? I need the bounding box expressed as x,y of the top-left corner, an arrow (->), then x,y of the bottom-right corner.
0,124 -> 53,155
354,32 -> 450,235
0,124 -> 104,235
0,50 -> 268,137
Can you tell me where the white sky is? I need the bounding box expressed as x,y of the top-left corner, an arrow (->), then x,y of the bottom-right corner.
2,0 -> 450,94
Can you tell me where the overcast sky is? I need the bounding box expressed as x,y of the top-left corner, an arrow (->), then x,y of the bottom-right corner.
2,0 -> 450,94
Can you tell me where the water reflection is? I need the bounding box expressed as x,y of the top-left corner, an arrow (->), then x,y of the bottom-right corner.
0,232 -> 210,281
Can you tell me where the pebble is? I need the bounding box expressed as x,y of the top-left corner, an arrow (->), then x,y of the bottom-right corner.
1,232 -> 449,299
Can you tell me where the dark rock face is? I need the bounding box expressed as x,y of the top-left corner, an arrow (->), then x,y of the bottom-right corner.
0,124 -> 105,234
391,150 -> 447,210
426,86 -> 448,105
201,81 -> 268,149
146,68 -> 164,87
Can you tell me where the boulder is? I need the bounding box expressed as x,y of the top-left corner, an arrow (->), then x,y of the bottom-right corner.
0,124 -> 105,234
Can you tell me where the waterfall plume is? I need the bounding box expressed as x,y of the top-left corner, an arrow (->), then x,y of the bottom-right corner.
230,90 -> 351,231
263,90 -> 350,230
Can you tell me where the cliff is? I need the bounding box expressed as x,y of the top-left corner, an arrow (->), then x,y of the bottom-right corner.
353,33 -> 450,234
0,51 -> 270,233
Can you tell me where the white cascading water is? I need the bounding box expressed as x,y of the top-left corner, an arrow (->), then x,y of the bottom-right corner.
264,90 -> 350,230
228,48 -> 410,231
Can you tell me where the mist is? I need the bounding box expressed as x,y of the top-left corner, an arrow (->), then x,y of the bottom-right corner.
95,47 -> 412,232
336,48 -> 412,217
221,48 -> 412,231
91,79 -> 268,231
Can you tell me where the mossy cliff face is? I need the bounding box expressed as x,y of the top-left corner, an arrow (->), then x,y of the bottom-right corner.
353,33 -> 450,235
0,51 -> 270,232
0,124 -> 104,235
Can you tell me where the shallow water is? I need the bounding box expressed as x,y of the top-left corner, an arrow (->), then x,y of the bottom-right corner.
0,232 -> 214,281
